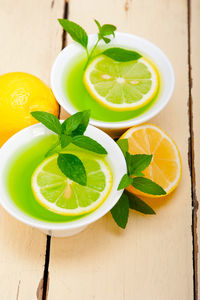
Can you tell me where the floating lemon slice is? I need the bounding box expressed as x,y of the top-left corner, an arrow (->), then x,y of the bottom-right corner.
120,124 -> 182,197
84,55 -> 159,111
31,152 -> 112,216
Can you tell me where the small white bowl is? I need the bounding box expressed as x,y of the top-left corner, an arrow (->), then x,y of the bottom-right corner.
0,124 -> 126,237
51,32 -> 175,137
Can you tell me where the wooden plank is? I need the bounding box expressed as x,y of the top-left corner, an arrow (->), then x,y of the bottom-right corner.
190,0 -> 200,297
0,0 -> 64,299
52,0 -> 194,299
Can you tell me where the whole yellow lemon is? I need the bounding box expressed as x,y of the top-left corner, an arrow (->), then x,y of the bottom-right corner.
0,72 -> 59,146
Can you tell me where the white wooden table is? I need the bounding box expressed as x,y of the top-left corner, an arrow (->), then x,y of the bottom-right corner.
0,0 -> 199,299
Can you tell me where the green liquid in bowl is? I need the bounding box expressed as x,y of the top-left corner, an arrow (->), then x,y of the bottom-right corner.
5,135 -> 94,223
63,54 -> 161,122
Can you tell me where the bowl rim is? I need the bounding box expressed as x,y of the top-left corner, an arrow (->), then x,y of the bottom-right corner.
51,32 -> 175,129
0,123 -> 126,230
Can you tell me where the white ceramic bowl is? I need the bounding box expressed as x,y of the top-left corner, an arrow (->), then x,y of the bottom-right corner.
51,32 -> 175,137
0,124 -> 126,237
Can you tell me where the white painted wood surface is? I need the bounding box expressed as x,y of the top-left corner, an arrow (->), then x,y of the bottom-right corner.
191,0 -> 200,296
0,0 -> 64,299
0,0 -> 197,299
50,0 -> 194,299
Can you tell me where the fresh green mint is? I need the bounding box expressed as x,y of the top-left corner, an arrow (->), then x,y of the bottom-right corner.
57,153 -> 87,186
126,153 -> 152,176
116,139 -> 128,156
111,138 -> 166,229
118,174 -> 133,190
132,177 -> 166,195
127,191 -> 155,215
111,193 -> 129,229
61,110 -> 90,136
103,47 -> 142,62
58,19 -> 88,49
31,111 -> 62,135
72,135 -> 107,154
31,110 -> 107,186
58,18 -> 141,68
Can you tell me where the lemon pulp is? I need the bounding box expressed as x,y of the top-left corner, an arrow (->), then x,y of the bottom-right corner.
32,148 -> 113,216
84,55 -> 159,111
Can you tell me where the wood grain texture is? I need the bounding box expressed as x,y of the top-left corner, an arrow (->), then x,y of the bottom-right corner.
0,0 -> 64,299
190,0 -> 200,297
53,0 -> 194,299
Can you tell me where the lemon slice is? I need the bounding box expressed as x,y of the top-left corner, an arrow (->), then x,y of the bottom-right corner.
84,55 -> 159,111
31,152 -> 112,216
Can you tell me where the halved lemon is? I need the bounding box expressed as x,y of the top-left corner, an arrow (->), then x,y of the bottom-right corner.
31,151 -> 112,215
120,124 -> 182,197
84,55 -> 159,111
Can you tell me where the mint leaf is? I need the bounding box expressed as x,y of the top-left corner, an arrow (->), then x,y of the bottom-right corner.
126,153 -> 152,176
94,20 -> 116,39
61,110 -> 90,137
126,191 -> 155,214
31,111 -> 61,134
71,110 -> 90,136
60,135 -> 72,148
58,19 -> 88,49
94,19 -> 101,32
132,177 -> 166,195
117,139 -> 128,156
111,193 -> 129,229
102,37 -> 111,44
118,174 -> 133,190
57,153 -> 86,186
72,135 -> 107,154
101,24 -> 116,37
103,47 -> 142,62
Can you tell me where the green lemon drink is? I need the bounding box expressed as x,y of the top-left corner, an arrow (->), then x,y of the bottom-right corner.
5,135 -> 112,223
63,53 -> 161,122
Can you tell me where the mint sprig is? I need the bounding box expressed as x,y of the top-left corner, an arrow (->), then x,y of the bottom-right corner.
111,138 -> 166,229
126,153 -> 152,176
103,47 -> 142,62
57,153 -> 87,186
58,19 -> 88,49
127,192 -> 155,215
31,110 -> 107,186
58,19 -> 141,68
111,193 -> 129,229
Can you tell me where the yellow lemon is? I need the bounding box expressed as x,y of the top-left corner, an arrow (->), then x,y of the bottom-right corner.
0,72 -> 59,146
120,124 -> 182,197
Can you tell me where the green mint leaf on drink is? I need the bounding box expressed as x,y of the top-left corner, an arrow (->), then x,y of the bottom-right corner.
100,24 -> 116,37
103,47 -> 142,62
71,110 -> 90,136
58,19 -> 88,49
102,37 -> 111,44
61,110 -> 90,136
111,193 -> 129,229
126,191 -> 155,215
72,135 -> 107,154
60,135 -> 72,148
116,139 -> 128,156
57,153 -> 87,186
126,153 -> 152,176
31,111 -> 61,134
94,19 -> 116,39
118,174 -> 133,190
94,19 -> 102,32
132,177 -> 166,195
